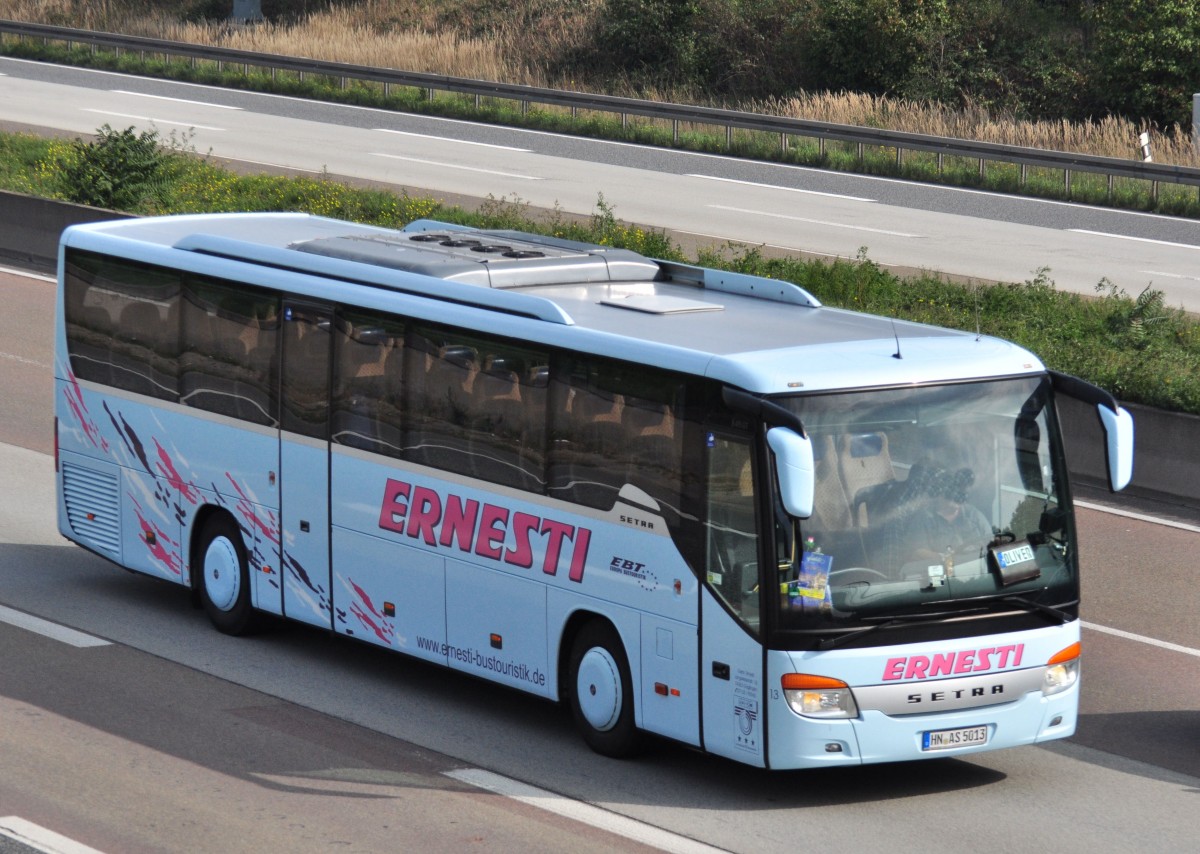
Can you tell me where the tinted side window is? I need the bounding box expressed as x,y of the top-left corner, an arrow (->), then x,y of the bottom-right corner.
403,323 -> 548,491
64,250 -> 180,401
180,276 -> 278,426
705,435 -> 760,634
332,310 -> 405,457
280,303 -> 331,439
403,324 -> 476,475
468,343 -> 547,492
548,357 -> 687,522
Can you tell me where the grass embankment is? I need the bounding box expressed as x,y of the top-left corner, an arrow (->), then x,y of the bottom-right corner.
5,125 -> 1198,415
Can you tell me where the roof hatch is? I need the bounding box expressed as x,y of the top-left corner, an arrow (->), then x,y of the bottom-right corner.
290,228 -> 662,288
600,294 -> 724,315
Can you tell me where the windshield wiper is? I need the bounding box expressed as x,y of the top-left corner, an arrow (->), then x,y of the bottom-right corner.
814,613 -> 949,650
814,594 -> 1076,650
926,591 -> 1075,624
990,593 -> 1075,624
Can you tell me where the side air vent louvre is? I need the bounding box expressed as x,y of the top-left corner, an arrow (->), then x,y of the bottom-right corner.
62,462 -> 121,558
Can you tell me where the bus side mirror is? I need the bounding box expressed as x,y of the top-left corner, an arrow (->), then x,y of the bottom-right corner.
767,427 -> 815,519
1049,371 -> 1135,494
1098,403 -> 1134,492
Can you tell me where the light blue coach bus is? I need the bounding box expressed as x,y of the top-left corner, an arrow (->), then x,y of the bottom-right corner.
54,212 -> 1132,768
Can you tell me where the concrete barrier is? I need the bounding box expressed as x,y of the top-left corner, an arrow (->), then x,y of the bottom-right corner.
0,190 -> 130,272
1058,395 -> 1199,507
2,191 -> 1193,506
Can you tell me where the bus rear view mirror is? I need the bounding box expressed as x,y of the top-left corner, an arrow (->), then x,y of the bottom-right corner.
767,427 -> 815,519
1098,403 -> 1134,492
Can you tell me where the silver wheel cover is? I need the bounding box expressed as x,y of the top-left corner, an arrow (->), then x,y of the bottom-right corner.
576,647 -> 622,732
203,536 -> 241,612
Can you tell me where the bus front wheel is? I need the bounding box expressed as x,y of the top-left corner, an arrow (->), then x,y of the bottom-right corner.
567,620 -> 642,758
196,514 -> 258,636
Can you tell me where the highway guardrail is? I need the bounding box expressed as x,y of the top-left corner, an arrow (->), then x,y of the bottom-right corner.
4,19 -> 1200,204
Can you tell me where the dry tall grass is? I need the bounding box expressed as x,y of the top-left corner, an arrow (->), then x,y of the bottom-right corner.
758,92 -> 1200,166
168,10 -> 521,84
3,0 -> 1197,165
1,0 -> 531,82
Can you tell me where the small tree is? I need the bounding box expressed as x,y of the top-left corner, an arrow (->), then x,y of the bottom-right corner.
1086,0 -> 1200,127
58,125 -> 171,211
792,0 -> 953,97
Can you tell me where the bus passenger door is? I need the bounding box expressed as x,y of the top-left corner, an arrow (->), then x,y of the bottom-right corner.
278,301 -> 333,629
700,432 -> 767,767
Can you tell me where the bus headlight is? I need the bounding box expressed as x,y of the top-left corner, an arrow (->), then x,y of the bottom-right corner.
781,674 -> 858,718
1042,642 -> 1080,696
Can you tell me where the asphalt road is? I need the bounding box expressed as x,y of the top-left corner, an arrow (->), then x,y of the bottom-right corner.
4,55 -> 1200,309
0,55 -> 1198,852
0,259 -> 1197,854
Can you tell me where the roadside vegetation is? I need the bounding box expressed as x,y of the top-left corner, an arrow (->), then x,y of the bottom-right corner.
2,1 -> 1200,215
4,124 -> 1200,416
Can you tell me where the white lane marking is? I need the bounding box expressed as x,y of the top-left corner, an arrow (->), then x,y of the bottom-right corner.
1138,269 -> 1200,282
707,204 -> 922,237
374,128 -> 528,152
1074,499 -> 1200,534
56,84 -> 1150,217
1075,502 -> 1200,658
0,264 -> 54,282
445,769 -> 728,854
673,229 -> 848,261
80,109 -> 224,131
1081,622 -> 1200,660
370,153 -> 541,180
0,350 -> 49,369
227,157 -> 323,173
1068,229 -> 1200,251
0,605 -> 111,648
111,90 -> 242,110
0,816 -> 107,854
689,173 -> 874,202
0,265 -> 66,369
548,481 -> 1190,663
6,54 -> 1187,225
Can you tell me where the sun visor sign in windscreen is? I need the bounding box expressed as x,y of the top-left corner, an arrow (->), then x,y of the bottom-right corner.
989,540 -> 1042,586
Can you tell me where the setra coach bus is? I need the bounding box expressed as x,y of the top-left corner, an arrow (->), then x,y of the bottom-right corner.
53,212 -> 1133,768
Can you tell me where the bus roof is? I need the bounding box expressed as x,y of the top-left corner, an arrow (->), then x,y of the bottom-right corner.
61,212 -> 1045,394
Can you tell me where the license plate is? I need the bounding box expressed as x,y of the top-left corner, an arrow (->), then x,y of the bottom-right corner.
922,725 -> 989,751
997,544 -> 1035,566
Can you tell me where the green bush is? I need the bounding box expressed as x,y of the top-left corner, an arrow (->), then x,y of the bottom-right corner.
50,125 -> 178,211
1085,0 -> 1200,128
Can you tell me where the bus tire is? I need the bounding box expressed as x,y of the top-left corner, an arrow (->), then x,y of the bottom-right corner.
567,620 -> 642,758
196,513 -> 258,636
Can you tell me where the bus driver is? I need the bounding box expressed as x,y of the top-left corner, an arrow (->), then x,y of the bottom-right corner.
904,465 -> 993,565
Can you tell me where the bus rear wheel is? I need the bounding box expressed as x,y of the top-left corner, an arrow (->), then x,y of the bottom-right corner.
567,620 -> 642,758
196,513 -> 258,636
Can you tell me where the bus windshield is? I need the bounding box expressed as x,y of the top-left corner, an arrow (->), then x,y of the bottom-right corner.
771,376 -> 1075,632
